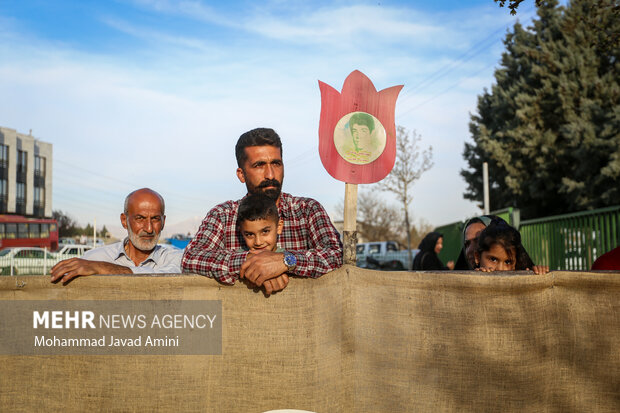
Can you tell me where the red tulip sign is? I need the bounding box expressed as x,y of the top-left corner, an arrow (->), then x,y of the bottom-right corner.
318,70 -> 403,184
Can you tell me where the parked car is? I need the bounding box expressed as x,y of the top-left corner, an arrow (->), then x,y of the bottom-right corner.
54,244 -> 93,258
356,241 -> 419,270
0,247 -> 57,275
59,237 -> 76,245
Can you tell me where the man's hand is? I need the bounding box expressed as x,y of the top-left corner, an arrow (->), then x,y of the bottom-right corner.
50,258 -> 132,283
262,273 -> 289,296
240,250 -> 288,289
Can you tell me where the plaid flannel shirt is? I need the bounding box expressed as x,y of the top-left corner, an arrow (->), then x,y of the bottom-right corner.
181,192 -> 343,284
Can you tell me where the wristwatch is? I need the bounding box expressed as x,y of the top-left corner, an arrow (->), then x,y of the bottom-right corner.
283,251 -> 297,272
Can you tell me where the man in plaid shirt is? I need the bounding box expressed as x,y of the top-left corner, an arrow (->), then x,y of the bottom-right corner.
182,128 -> 343,294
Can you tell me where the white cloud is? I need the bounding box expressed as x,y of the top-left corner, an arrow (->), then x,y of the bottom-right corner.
0,0 -> 534,233
127,0 -> 238,27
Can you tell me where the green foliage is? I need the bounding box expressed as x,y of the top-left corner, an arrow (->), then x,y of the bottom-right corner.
52,210 -> 110,238
495,0 -> 544,15
52,210 -> 79,237
463,0 -> 620,219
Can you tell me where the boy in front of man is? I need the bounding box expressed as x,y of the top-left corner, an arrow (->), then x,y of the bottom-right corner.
237,193 -> 284,254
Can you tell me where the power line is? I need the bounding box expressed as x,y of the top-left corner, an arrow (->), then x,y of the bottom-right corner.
398,61 -> 498,119
54,158 -> 212,204
396,7 -> 537,115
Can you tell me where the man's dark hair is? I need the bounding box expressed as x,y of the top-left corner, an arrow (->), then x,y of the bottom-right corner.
235,128 -> 283,168
349,112 -> 375,133
237,193 -> 279,224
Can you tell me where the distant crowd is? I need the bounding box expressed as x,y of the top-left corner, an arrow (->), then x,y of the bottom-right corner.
50,127 -> 619,294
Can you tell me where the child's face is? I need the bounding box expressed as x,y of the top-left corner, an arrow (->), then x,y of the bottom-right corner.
240,218 -> 283,252
476,243 -> 516,271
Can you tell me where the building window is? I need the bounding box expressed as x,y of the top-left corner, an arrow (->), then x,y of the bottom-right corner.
0,145 -> 8,208
0,178 -> 6,214
16,181 -> 26,215
5,223 -> 16,239
35,156 -> 45,175
29,223 -> 40,238
34,156 -> 46,216
34,186 -> 45,217
0,144 -> 7,168
17,223 -> 28,238
34,155 -> 46,187
16,182 -> 25,200
17,150 -> 27,173
17,150 -> 27,184
34,186 -> 44,203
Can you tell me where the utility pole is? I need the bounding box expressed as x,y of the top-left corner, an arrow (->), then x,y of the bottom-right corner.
483,162 -> 490,215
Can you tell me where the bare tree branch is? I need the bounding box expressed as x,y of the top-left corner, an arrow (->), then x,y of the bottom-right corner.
376,126 -> 433,267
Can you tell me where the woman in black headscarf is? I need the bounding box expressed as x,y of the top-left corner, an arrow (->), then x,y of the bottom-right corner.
412,232 -> 454,271
453,215 -> 543,272
453,215 -> 496,270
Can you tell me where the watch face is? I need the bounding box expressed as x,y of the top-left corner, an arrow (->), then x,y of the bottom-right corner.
284,252 -> 297,267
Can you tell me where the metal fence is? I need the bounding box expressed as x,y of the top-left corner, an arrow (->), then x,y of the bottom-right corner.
0,251 -> 86,276
433,205 -> 619,270
520,205 -> 620,271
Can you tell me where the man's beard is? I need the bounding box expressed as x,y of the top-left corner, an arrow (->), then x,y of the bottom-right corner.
249,178 -> 282,201
127,226 -> 160,252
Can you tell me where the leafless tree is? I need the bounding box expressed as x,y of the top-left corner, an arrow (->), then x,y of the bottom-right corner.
336,190 -> 435,247
356,191 -> 402,242
377,126 -> 433,269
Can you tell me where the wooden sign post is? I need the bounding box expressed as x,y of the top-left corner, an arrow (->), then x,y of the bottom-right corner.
318,71 -> 403,265
343,183 -> 358,265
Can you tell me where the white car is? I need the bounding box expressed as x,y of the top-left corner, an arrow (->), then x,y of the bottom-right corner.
0,247 -> 57,275
55,244 -> 93,258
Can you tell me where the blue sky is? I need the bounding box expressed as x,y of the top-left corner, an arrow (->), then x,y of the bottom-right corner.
0,0 -> 541,238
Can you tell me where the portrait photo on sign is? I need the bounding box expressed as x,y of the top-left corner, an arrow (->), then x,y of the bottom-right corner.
333,111 -> 387,165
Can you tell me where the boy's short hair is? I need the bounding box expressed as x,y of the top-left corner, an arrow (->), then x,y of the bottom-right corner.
237,193 -> 279,224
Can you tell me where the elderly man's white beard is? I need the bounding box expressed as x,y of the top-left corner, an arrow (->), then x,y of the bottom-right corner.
127,226 -> 160,251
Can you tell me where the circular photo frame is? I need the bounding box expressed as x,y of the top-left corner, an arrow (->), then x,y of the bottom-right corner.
333,111 -> 387,165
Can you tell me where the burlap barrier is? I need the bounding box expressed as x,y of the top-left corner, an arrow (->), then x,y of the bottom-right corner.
0,267 -> 618,412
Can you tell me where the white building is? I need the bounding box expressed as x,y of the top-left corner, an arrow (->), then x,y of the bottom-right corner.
0,127 -> 53,218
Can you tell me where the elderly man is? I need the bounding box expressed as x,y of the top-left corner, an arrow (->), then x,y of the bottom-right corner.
51,188 -> 182,283
182,127 -> 343,295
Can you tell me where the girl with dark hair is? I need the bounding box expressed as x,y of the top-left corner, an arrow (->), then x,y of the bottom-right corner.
412,232 -> 454,271
474,222 -> 548,274
454,215 -> 502,270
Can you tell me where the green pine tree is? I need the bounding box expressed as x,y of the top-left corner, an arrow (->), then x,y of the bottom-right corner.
462,0 -> 619,219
